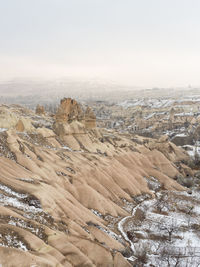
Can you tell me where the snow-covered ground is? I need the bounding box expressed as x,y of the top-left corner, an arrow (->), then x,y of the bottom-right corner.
182,145 -> 200,158
117,189 -> 200,266
0,128 -> 7,133
118,99 -> 176,109
0,183 -> 43,214
0,232 -> 28,251
118,96 -> 200,110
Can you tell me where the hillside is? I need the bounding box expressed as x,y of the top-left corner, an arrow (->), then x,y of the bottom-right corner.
0,98 -> 195,266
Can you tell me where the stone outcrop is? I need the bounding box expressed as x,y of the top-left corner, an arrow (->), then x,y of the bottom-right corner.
0,107 -> 35,132
0,102 -> 193,267
53,120 -> 86,136
15,119 -> 25,132
158,135 -> 169,143
55,98 -> 84,123
84,106 -> 96,129
54,98 -> 96,135
169,107 -> 175,121
35,104 -> 45,115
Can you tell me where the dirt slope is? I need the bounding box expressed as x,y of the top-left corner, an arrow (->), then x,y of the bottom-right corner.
0,102 -> 190,266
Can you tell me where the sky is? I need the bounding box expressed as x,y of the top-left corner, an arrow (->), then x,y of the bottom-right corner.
0,0 -> 200,87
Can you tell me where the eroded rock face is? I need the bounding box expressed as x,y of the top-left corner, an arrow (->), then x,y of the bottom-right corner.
35,104 -> 45,115
0,128 -> 187,266
15,119 -> 25,132
55,98 -> 84,123
85,107 -> 96,129
0,102 -> 193,266
158,135 -> 169,143
54,98 -> 96,135
0,106 -> 35,132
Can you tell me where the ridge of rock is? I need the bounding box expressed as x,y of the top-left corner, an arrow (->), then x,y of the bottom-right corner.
0,99 -> 193,267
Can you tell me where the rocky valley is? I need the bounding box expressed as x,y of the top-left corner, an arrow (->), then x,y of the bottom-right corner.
0,94 -> 199,266
2,0 -> 200,265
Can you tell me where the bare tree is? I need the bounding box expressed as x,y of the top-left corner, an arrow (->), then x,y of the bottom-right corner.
157,246 -> 200,267
134,242 -> 151,265
159,218 -> 179,242
158,246 -> 184,267
155,192 -> 170,213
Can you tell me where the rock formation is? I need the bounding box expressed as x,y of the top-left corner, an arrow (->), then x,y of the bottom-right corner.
0,100 -> 195,266
55,98 -> 84,123
15,119 -> 25,132
35,104 -> 45,115
84,106 -> 96,129
0,106 -> 34,132
53,98 -> 96,136
169,107 -> 175,121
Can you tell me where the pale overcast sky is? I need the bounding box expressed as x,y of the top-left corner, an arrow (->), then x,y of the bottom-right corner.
0,0 -> 200,87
